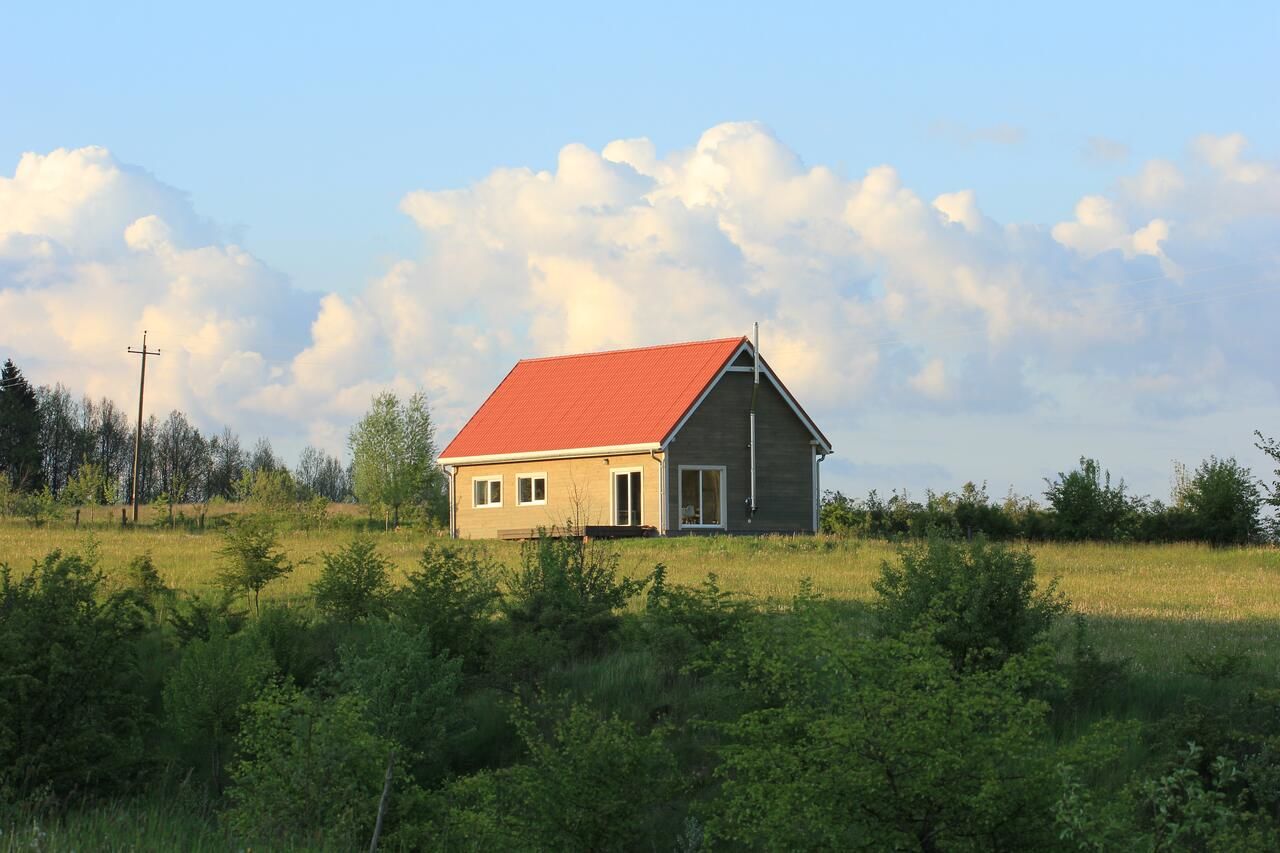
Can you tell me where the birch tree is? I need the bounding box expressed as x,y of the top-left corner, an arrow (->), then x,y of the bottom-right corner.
348,391 -> 440,529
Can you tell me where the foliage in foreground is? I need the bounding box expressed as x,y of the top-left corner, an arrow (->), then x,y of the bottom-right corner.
4,531 -> 1280,850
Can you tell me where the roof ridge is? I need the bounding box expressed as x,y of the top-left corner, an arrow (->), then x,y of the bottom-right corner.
517,335 -> 747,364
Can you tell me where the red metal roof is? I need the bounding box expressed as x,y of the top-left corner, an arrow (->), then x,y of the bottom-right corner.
439,337 -> 747,459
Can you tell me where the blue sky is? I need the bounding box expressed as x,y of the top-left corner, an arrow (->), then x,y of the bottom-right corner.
6,1 -> 1274,296
2,1 -> 1278,501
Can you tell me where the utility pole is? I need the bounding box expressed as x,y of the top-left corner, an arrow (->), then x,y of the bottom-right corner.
127,331 -> 160,523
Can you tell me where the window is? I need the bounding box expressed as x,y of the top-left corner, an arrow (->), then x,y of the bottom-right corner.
517,473 -> 547,506
472,476 -> 502,508
679,466 -> 724,528
612,469 -> 643,526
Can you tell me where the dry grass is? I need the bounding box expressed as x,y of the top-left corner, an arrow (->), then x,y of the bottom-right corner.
3,508 -> 1279,681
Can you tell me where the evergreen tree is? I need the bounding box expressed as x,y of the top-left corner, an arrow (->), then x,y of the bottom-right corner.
0,359 -> 44,490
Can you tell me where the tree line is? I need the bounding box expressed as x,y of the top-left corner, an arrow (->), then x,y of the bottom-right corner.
822,448 -> 1280,546
0,358 -> 443,527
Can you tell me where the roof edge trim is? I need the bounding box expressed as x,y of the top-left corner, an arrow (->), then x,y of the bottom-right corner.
439,442 -> 663,466
661,340 -> 833,453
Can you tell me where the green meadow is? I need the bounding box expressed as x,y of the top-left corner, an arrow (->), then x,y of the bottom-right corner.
4,508 -> 1279,685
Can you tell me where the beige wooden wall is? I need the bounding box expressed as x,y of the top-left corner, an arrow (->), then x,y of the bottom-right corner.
451,452 -> 663,539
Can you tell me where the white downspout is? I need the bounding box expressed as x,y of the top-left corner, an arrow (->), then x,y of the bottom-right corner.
651,448 -> 665,535
445,465 -> 457,538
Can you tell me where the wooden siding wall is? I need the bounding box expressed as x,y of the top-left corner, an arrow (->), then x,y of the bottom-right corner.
452,453 -> 662,539
665,372 -> 815,533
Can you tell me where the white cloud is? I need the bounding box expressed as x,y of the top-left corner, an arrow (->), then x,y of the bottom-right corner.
1,126 -> 1277,479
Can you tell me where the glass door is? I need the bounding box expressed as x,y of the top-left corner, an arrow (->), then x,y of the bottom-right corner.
613,470 -> 642,526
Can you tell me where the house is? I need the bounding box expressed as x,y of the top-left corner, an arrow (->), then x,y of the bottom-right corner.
437,334 -> 832,538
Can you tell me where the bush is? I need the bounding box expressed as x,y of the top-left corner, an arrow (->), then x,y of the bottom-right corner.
500,535 -> 647,668
421,701 -> 682,851
168,592 -> 248,645
223,681 -> 410,849
163,627 -> 274,793
0,551 -> 150,798
1044,456 -> 1143,541
708,594 -> 1062,850
645,568 -> 753,673
217,515 -> 293,615
873,535 -> 1069,671
1179,456 -> 1263,546
312,536 -> 393,623
396,543 -> 500,668
248,606 -> 336,689
333,620 -> 464,784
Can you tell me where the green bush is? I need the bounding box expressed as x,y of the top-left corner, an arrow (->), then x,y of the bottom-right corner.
223,681 -> 409,849
1044,456 -> 1143,541
217,515 -> 293,615
420,701 -> 682,851
396,543 -> 500,668
644,568 -> 753,673
873,535 -> 1069,671
708,594 -> 1063,850
1179,456 -> 1264,546
498,535 -> 647,675
333,619 -> 464,784
311,536 -> 393,623
0,550 -> 150,799
163,627 -> 274,793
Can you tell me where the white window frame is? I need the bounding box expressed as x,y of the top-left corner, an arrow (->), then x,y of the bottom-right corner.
471,475 -> 503,509
515,472 -> 548,506
677,465 -> 727,530
609,466 -> 644,527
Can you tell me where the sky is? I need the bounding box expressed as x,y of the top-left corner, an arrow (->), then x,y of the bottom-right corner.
2,1 -> 1278,502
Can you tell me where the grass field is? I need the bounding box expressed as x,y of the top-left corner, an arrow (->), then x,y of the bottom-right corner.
4,506 -> 1280,689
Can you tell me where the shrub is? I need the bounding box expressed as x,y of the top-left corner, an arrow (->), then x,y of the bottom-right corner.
396,543 -> 500,668
421,701 -> 681,851
217,515 -> 293,615
499,535 -> 647,668
0,551 -> 150,798
312,536 -> 393,623
1044,456 -> 1143,541
333,620 -> 464,784
163,627 -> 274,793
223,681 -> 409,849
645,568 -> 753,672
248,606 -> 336,689
873,534 -> 1069,671
168,592 -> 248,645
708,594 -> 1062,850
1179,456 -> 1263,546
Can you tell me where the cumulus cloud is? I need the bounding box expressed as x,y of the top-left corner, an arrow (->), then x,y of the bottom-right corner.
1,125 -> 1278,478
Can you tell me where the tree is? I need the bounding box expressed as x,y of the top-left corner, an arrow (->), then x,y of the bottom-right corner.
0,359 -> 43,490
164,627 -> 274,793
1179,456 -> 1263,546
154,410 -> 209,521
348,391 -> 441,529
35,383 -> 78,497
1044,456 -> 1142,541
208,427 -> 248,500
249,437 -> 280,475
0,550 -> 150,797
218,516 -> 294,615
1257,431 -> 1280,536
312,537 -> 394,623
295,444 -> 349,502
